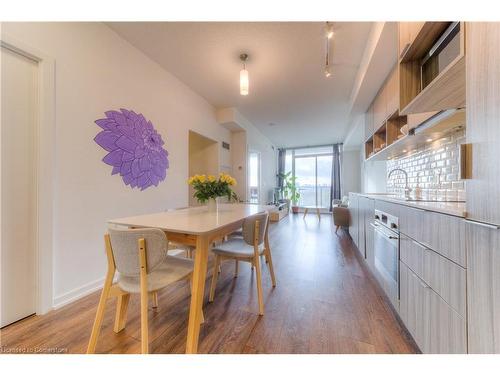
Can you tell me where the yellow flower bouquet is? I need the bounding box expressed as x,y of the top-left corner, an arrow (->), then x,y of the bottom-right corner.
188,172 -> 238,204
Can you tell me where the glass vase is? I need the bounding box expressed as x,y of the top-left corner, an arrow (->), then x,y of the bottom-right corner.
207,198 -> 218,212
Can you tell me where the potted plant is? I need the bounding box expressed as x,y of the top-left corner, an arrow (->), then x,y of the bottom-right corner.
188,173 -> 238,212
279,172 -> 301,214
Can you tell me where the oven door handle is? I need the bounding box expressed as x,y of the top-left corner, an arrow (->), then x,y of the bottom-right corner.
372,223 -> 399,240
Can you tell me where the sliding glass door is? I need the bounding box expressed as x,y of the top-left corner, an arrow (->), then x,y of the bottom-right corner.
286,146 -> 333,208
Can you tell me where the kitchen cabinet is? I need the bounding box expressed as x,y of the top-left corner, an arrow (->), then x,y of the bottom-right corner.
348,193 -> 359,248
363,198 -> 375,269
399,205 -> 466,267
466,23 -> 500,226
399,22 -> 424,59
351,194 -> 469,353
357,197 -> 375,260
399,22 -> 465,115
400,261 -> 467,354
406,111 -> 438,131
373,85 -> 387,129
466,221 -> 500,353
400,234 -> 466,317
365,103 -> 374,140
385,66 -> 399,117
358,197 -> 366,258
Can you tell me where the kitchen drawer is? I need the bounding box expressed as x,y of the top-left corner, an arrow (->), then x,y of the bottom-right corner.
374,200 -> 400,218
399,205 -> 466,267
399,205 -> 425,241
400,234 -> 466,317
400,262 -> 467,354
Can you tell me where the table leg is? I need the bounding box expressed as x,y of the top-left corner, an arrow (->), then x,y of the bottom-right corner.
317,208 -> 321,220
185,234 -> 209,354
303,208 -> 308,219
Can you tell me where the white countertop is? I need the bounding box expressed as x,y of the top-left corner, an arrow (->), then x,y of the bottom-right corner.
108,203 -> 275,234
352,193 -> 466,217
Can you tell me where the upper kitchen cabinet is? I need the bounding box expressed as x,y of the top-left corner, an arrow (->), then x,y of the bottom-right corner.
466,23 -> 500,226
364,65 -> 404,159
399,22 -> 466,115
365,103 -> 374,141
398,22 -> 425,58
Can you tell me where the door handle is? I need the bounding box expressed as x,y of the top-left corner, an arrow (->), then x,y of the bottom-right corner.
465,219 -> 500,230
459,143 -> 472,179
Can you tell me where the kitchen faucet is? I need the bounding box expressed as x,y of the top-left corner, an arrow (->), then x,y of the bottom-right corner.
388,168 -> 412,199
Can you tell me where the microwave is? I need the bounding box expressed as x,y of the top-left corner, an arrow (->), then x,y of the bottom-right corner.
421,22 -> 461,90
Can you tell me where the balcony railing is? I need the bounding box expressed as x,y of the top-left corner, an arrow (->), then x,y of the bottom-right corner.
297,186 -> 331,208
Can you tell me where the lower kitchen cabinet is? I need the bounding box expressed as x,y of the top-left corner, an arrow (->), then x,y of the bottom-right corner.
364,198 -> 375,270
349,193 -> 359,248
400,261 -> 467,354
466,221 -> 500,353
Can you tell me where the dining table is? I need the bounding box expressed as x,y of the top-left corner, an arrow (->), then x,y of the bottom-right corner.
108,203 -> 274,354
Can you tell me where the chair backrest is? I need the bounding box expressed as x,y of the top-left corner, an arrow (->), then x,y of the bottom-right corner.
108,227 -> 167,276
242,212 -> 269,246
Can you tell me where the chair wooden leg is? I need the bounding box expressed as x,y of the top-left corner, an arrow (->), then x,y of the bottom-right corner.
86,278 -> 113,353
113,293 -> 131,333
138,238 -> 149,354
209,255 -> 221,302
150,291 -> 158,308
140,288 -> 149,354
254,255 -> 265,316
234,259 -> 239,277
87,234 -> 116,354
335,225 -> 340,233
265,249 -> 277,288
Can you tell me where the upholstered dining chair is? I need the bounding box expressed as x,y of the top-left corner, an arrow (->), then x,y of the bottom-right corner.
209,212 -> 276,315
87,228 -> 203,354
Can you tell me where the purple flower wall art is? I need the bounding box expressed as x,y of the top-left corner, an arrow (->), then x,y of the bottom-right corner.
94,109 -> 169,190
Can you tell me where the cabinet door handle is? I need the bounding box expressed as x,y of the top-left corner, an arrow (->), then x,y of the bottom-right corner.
459,143 -> 472,179
465,219 -> 500,230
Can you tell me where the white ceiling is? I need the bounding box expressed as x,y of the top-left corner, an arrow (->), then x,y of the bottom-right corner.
108,22 -> 372,148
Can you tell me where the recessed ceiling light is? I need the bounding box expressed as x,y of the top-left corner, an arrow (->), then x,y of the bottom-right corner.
426,138 -> 433,142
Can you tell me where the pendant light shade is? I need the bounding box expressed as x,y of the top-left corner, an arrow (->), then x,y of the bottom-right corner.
239,53 -> 249,96
240,68 -> 249,96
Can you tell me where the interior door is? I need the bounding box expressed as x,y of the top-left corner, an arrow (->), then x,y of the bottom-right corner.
1,46 -> 38,327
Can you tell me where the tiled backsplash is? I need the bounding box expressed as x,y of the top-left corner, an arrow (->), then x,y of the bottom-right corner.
387,128 -> 466,201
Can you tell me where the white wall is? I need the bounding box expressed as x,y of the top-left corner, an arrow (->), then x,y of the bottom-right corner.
230,131 -> 248,200
188,131 -> 219,206
341,149 -> 361,196
1,22 -> 235,307
217,108 -> 277,204
362,159 -> 387,193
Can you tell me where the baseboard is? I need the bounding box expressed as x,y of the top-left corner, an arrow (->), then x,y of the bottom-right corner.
52,277 -> 106,310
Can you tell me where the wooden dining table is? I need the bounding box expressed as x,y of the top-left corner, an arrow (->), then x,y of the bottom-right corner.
108,203 -> 274,354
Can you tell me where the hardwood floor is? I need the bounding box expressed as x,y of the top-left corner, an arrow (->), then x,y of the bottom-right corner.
0,214 -> 418,354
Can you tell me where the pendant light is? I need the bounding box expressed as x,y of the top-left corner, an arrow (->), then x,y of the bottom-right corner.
324,22 -> 334,78
240,53 -> 249,96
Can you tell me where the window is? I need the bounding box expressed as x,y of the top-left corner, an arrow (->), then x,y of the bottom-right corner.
248,152 -> 260,203
285,146 -> 333,208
